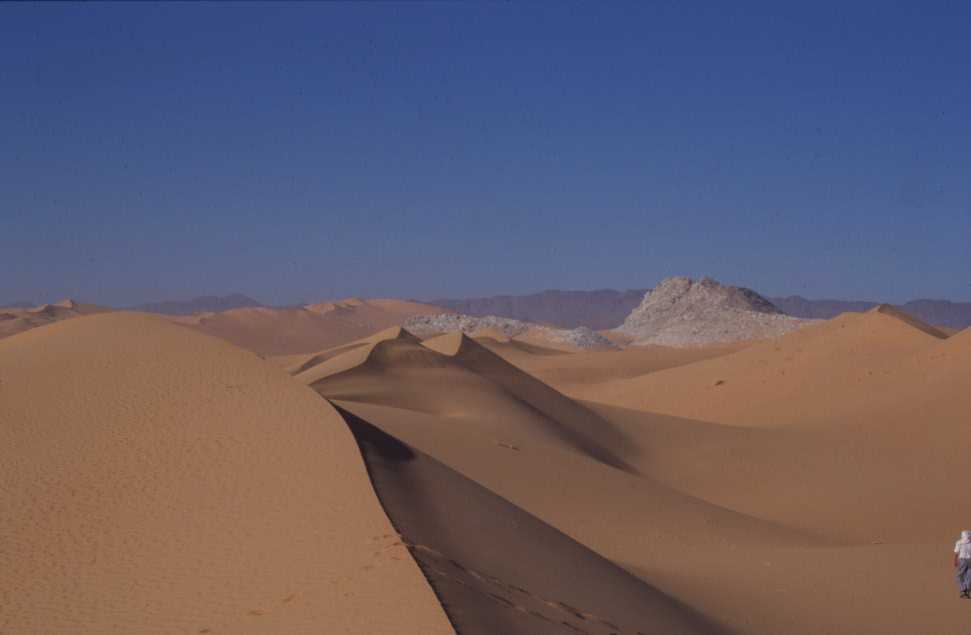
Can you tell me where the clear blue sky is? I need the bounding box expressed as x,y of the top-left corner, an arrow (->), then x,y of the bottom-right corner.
2,2 -> 969,306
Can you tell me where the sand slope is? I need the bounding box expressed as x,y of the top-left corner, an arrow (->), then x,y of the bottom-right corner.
300,331 -> 636,472
336,404 -> 725,635
301,328 -> 840,632
172,298 -> 448,356
490,341 -> 745,391
0,313 -> 452,634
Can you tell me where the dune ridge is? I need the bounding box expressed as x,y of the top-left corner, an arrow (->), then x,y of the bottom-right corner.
171,298 -> 448,355
0,298 -> 108,341
333,403 -> 727,635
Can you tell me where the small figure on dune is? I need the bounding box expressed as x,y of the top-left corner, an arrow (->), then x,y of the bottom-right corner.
955,530 -> 971,598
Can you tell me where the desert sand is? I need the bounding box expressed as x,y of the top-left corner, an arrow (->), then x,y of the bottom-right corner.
0,313 -> 452,634
293,309 -> 971,634
5,304 -> 971,634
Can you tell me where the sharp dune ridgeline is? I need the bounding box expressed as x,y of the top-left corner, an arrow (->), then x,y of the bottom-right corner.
4,279 -> 971,634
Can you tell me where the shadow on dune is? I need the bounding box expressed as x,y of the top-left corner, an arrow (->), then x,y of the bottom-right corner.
311,333 -> 641,475
333,403 -> 730,635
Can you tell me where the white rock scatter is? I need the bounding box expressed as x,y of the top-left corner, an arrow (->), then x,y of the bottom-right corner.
617,276 -> 813,346
404,314 -> 617,350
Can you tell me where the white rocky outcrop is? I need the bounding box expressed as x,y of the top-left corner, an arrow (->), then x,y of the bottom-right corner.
617,276 -> 812,346
404,314 -> 616,350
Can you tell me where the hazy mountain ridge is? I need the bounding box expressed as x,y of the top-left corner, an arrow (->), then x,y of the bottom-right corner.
771,296 -> 971,329
130,293 -> 266,315
11,289 -> 971,330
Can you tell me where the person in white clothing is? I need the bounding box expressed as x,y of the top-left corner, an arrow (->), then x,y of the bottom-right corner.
954,530 -> 971,598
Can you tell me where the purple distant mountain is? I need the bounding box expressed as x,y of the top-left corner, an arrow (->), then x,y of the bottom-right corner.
770,296 -> 971,329
131,293 -> 265,316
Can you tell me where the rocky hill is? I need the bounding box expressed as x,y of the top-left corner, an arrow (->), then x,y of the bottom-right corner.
429,288 -> 971,331
617,277 -> 812,346
429,289 -> 649,330
404,313 -> 617,350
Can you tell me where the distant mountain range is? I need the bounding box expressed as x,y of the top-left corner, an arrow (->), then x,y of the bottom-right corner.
130,293 -> 265,315
11,288 -> 969,330
432,290 -> 971,330
770,297 -> 971,329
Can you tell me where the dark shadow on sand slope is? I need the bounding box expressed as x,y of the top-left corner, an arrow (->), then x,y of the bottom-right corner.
332,403 -> 731,635
428,334 -> 642,474
314,335 -> 640,475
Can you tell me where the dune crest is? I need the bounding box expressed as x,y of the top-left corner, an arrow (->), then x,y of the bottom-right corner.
335,404 -> 725,635
0,298 -> 108,340
170,298 -> 448,355
868,303 -> 950,338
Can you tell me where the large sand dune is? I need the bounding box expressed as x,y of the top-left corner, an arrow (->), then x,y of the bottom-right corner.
580,307 -> 949,426
336,404 -> 724,635
172,298 -> 448,356
0,313 -> 452,634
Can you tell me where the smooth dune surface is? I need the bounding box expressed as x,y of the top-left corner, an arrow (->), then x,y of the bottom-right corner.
577,308 -> 948,426
0,313 -> 452,635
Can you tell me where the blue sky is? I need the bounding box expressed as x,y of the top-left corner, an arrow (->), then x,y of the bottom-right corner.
2,2 -> 969,306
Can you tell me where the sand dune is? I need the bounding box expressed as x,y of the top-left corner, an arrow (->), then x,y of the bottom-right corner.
0,298 -> 107,340
0,313 -> 452,634
172,298 -> 448,356
581,307 -> 948,426
297,307 -> 971,633
488,340 -> 745,390
299,331 -> 634,472
869,303 -> 951,338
